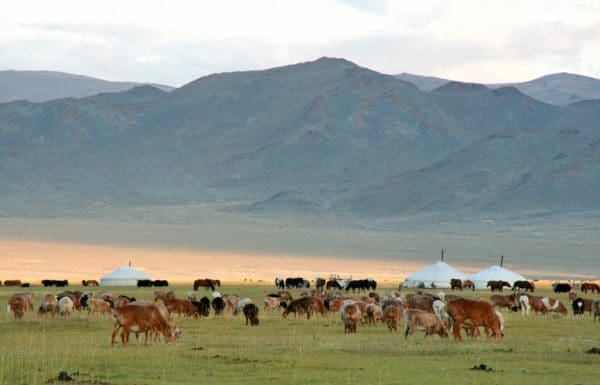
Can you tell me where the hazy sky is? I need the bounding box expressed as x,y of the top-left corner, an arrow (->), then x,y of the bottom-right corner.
2,0 -> 599,86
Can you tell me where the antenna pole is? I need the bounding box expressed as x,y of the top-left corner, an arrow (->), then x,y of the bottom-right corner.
441,249 -> 444,262
500,255 -> 504,267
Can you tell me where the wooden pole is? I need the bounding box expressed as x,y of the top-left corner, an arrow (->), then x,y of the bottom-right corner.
500,255 -> 504,267
441,249 -> 444,262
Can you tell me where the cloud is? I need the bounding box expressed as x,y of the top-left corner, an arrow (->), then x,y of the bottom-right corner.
1,0 -> 598,85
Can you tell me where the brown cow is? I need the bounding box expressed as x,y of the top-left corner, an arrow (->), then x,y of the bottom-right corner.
383,305 -> 401,332
593,300 -> 600,322
403,308 -> 448,339
9,295 -> 28,319
3,280 -> 22,287
341,303 -> 361,333
490,293 -> 518,310
450,278 -> 463,291
282,296 -> 316,319
365,303 -> 383,325
10,292 -> 34,312
405,294 -> 434,313
446,298 -> 502,342
163,298 -> 198,318
111,302 -> 180,346
462,280 -> 475,291
581,282 -> 600,294
38,294 -> 59,317
82,280 -> 99,286
88,299 -> 112,315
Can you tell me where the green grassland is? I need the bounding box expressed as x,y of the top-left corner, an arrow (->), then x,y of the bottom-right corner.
1,284 -> 598,385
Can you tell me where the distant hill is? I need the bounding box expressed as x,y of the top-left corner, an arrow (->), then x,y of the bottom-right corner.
0,70 -> 174,103
0,57 -> 598,222
396,72 -> 600,106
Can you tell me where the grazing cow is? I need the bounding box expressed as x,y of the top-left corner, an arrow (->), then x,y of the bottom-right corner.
572,298 -> 586,316
235,298 -> 253,315
383,305 -> 401,332
275,278 -> 285,290
462,280 -> 475,291
487,280 -> 511,292
450,278 -> 463,291
432,300 -> 449,323
10,292 -> 34,312
153,291 -> 175,302
569,293 -> 593,315
191,299 -> 210,317
315,277 -> 326,291
137,279 -> 152,287
193,279 -> 215,291
512,280 -> 535,292
263,296 -> 281,312
282,296 -> 316,319
4,280 -> 22,287
114,296 -> 136,308
88,299 -> 112,316
541,297 -> 568,315
581,282 -> 600,294
446,298 -> 502,342
403,308 -> 448,339
285,277 -> 309,289
163,298 -> 198,318
243,303 -> 260,326
341,304 -> 361,333
153,280 -> 169,287
326,279 -> 343,290
82,280 -> 99,286
277,291 -> 293,302
38,294 -> 59,317
211,297 -> 226,315
224,295 -> 240,314
9,295 -> 28,319
405,294 -> 434,313
490,294 -> 518,310
365,303 -> 383,325
552,283 -> 572,293
111,302 -> 180,346
58,296 -> 74,317
593,300 -> 600,322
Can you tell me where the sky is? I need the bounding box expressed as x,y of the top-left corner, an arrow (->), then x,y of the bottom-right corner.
2,0 -> 599,87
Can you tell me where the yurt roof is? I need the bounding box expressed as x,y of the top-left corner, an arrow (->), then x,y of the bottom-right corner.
405,261 -> 468,281
101,266 -> 150,280
468,265 -> 525,283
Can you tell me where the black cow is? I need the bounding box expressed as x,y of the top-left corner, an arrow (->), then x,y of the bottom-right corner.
512,280 -> 535,292
553,283 -> 572,293
285,277 -> 308,289
153,280 -> 169,287
191,299 -> 210,317
211,297 -> 226,315
572,298 -> 585,316
326,280 -> 342,290
243,303 -> 260,326
137,279 -> 153,287
487,280 -> 511,292
450,279 -> 463,291
41,279 -> 68,287
315,278 -> 326,291
275,278 -> 285,290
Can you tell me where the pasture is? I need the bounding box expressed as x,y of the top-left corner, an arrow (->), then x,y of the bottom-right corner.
1,284 -> 598,385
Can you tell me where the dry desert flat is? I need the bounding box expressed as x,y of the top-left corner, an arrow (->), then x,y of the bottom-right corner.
0,214 -> 598,283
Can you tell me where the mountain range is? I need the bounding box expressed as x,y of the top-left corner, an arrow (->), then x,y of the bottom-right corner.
0,70 -> 174,104
396,72 -> 600,106
0,58 -> 598,223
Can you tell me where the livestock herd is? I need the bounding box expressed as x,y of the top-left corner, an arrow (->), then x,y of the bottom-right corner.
4,277 -> 600,347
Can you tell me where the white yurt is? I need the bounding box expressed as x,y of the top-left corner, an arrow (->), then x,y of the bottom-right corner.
468,266 -> 526,289
100,266 -> 151,286
403,261 -> 468,289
